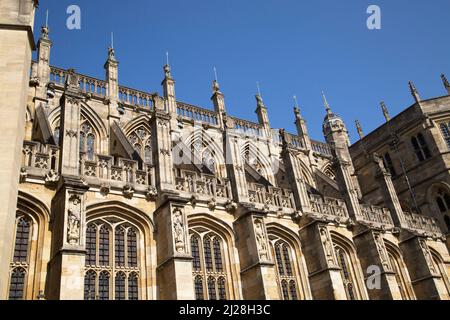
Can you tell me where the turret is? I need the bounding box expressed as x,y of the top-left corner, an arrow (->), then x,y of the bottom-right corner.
211,70 -> 226,128
255,88 -> 271,136
162,54 -> 177,115
441,74 -> 450,95
293,95 -> 311,149
104,45 -> 120,117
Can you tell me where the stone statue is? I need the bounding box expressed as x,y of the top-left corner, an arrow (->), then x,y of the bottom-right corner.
173,209 -> 185,253
254,219 -> 268,260
320,227 -> 335,266
67,210 -> 80,246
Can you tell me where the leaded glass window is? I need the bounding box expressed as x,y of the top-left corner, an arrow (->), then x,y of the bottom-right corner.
190,232 -> 228,300
84,220 -> 141,300
8,268 -> 26,300
335,246 -> 356,300
128,126 -> 152,164
272,241 -> 298,300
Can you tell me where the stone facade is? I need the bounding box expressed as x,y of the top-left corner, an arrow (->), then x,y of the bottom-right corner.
0,2 -> 449,300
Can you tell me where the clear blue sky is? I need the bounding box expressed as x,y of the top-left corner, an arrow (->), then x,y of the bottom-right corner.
34,0 -> 450,143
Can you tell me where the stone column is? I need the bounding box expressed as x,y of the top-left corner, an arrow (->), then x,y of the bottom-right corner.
224,130 -> 249,202
154,199 -> 194,300
150,109 -> 175,192
0,0 -> 38,299
299,221 -> 347,300
353,229 -> 402,300
280,130 -> 311,213
47,177 -> 88,300
58,70 -> 84,176
233,208 -> 280,300
399,236 -> 448,300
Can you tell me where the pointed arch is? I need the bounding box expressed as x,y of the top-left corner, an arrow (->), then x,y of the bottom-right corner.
384,240 -> 416,300
429,248 -> 450,295
85,201 -> 156,300
426,181 -> 450,232
184,128 -> 225,176
266,223 -> 312,300
188,213 -> 241,300
320,163 -> 336,181
46,103 -> 108,155
122,115 -> 152,136
8,192 -> 51,300
330,232 -> 368,300
240,141 -> 273,181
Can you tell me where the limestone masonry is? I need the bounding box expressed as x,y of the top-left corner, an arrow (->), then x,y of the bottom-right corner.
0,0 -> 449,300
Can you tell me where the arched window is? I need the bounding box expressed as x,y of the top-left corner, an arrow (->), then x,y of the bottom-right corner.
272,241 -> 299,300
80,119 -> 96,161
190,231 -> 228,300
435,188 -> 450,230
115,272 -> 126,300
388,252 -> 409,300
334,245 -> 357,300
128,126 -> 152,164
8,216 -> 32,300
84,220 -> 141,300
440,122 -> 450,149
383,152 -> 397,177
411,133 -> 431,162
431,252 -> 450,295
84,270 -> 96,300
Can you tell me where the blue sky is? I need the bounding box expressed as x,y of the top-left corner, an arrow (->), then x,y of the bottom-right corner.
34,0 -> 450,143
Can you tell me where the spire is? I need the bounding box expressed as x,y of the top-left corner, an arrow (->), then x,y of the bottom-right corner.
409,81 -> 421,103
164,51 -> 172,79
255,82 -> 265,108
293,95 -> 302,119
441,74 -> 450,94
322,91 -> 332,115
380,101 -> 391,122
212,66 -> 220,93
355,120 -> 364,139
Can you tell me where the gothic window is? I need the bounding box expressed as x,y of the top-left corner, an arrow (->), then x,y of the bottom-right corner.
98,271 -> 110,300
440,122 -> 450,149
128,126 -> 152,164
8,268 -> 27,300
431,253 -> 450,295
435,189 -> 450,230
272,241 -> 299,300
388,253 -> 408,300
334,245 -> 356,300
191,235 -> 201,271
383,152 -> 397,177
84,220 -> 141,300
8,216 -> 32,300
54,127 -> 60,146
411,133 -> 431,162
190,231 -> 228,300
115,272 -> 126,300
80,119 -> 96,161
84,270 -> 96,300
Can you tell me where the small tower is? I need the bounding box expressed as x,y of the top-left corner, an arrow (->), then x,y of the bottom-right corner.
293,95 -> 311,149
441,74 -> 450,95
380,101 -> 391,122
211,71 -> 226,128
104,45 -> 120,117
322,92 -> 351,161
409,81 -> 421,103
355,120 -> 364,140
162,54 -> 177,114
35,23 -> 52,99
255,88 -> 271,136
322,92 -> 363,219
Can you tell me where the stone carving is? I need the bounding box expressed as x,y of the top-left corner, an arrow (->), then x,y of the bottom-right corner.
145,186 -> 158,201
374,233 -> 391,271
99,183 -> 110,196
225,200 -> 238,213
208,198 -> 217,211
173,208 -> 186,253
419,239 -> 437,275
123,185 -> 134,199
254,218 -> 269,261
319,226 -> 336,267
45,169 -> 60,184
67,195 -> 82,246
66,129 -> 78,138
19,168 -> 28,183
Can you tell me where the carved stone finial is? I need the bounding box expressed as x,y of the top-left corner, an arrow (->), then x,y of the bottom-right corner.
380,101 -> 391,122
409,81 -> 421,103
355,120 -> 364,139
212,80 -> 220,93
255,94 -> 264,109
164,64 -> 172,79
441,74 -> 450,93
40,25 -> 49,40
